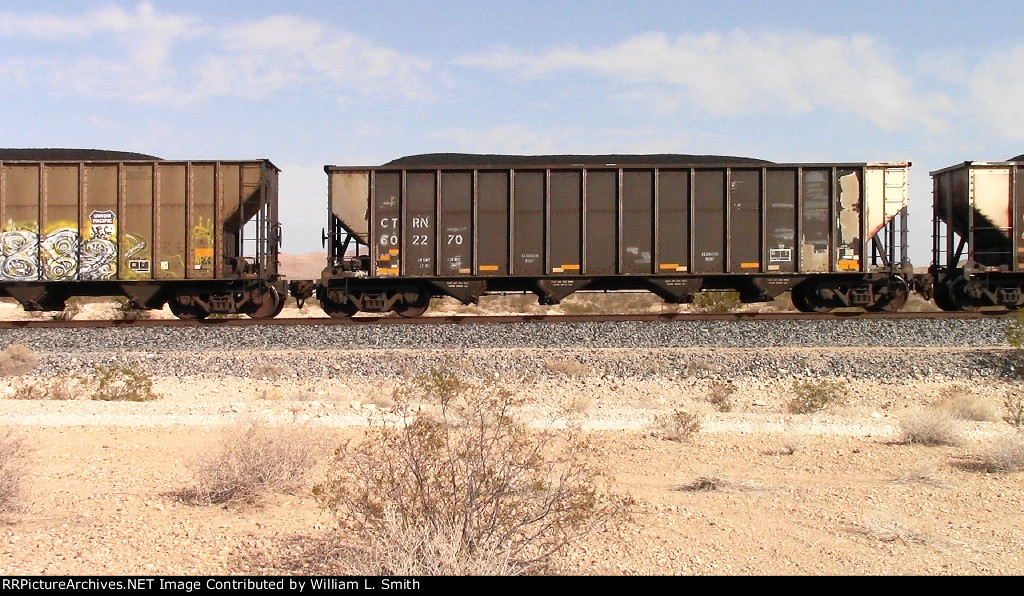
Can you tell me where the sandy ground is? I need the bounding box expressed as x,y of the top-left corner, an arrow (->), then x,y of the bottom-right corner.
0,258 -> 1012,576
1,368 -> 1022,576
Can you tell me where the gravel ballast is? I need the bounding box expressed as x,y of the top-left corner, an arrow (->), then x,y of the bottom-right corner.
0,317 -> 1014,352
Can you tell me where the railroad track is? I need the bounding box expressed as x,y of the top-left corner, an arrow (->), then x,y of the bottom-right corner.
0,309 -> 1015,329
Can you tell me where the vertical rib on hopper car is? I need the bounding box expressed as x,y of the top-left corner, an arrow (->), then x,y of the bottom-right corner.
320,155 -> 913,316
0,157 -> 286,318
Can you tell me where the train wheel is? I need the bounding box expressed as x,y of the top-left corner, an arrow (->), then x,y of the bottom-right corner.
322,295 -> 358,319
932,282 -> 960,311
949,278 -> 985,312
168,297 -> 208,320
874,277 -> 910,312
791,283 -> 832,313
394,287 -> 430,318
247,285 -> 283,319
248,286 -> 283,319
790,285 -> 815,313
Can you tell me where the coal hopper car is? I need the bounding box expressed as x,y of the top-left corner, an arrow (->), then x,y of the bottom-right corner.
317,153 -> 914,316
0,150 -> 287,319
930,157 -> 1024,310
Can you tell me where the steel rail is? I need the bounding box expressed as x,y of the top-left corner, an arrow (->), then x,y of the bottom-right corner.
0,309 -> 1015,329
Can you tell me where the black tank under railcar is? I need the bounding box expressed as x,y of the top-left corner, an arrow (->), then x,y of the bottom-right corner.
317,154 -> 914,317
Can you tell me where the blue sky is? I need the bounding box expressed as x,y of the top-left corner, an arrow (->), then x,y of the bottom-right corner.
3,1 -> 1024,263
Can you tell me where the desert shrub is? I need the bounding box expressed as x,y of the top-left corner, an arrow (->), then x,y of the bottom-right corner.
112,297 -> 149,321
543,358 -> 591,378
935,385 -> 1000,422
314,369 -> 626,575
1006,310 -> 1024,351
978,432 -> 1024,473
652,408 -> 702,443
706,381 -> 735,412
557,299 -> 599,315
673,474 -> 761,492
691,290 -> 741,314
183,419 -> 326,505
0,344 -> 38,377
0,429 -> 27,512
899,406 -> 962,446
786,380 -> 845,414
858,514 -> 930,545
251,362 -> 289,380
1005,391 -> 1024,429
91,365 -> 159,402
51,299 -> 83,321
569,395 -> 596,415
770,434 -> 807,456
10,376 -> 77,401
894,463 -> 949,488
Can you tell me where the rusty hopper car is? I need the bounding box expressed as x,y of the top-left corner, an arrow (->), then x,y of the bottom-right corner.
320,154 -> 913,316
0,155 -> 286,318
930,158 -> 1024,310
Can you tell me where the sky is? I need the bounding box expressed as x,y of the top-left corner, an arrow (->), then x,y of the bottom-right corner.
2,0 -> 1024,264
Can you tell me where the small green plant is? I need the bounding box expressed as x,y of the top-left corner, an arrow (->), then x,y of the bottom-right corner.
91,365 -> 159,402
0,344 -> 38,377
692,290 -> 741,314
1006,310 -> 1024,349
899,406 -> 962,446
786,380 -> 845,414
314,368 -> 627,575
653,408 -> 702,442
0,429 -> 27,512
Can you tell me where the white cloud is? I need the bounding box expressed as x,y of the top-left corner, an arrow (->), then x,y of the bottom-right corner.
460,31 -> 954,132
187,15 -> 432,102
0,3 -> 432,105
970,45 -> 1024,139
